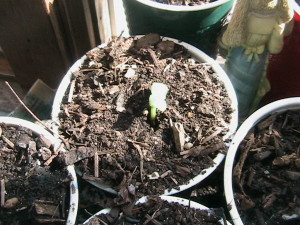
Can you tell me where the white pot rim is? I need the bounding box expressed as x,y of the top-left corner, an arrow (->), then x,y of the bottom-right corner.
133,0 -> 235,11
0,117 -> 79,225
0,117 -> 60,148
224,97 -> 300,225
83,195 -> 232,225
52,35 -> 238,196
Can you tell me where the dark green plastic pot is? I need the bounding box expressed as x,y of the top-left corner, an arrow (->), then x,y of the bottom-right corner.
122,0 -> 235,58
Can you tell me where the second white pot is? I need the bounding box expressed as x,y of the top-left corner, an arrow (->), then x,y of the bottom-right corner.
224,97 -> 300,225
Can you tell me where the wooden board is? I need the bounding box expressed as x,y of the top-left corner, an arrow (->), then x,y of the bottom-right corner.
0,0 -> 67,89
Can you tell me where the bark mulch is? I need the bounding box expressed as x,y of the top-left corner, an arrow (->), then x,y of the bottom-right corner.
233,110 -> 300,225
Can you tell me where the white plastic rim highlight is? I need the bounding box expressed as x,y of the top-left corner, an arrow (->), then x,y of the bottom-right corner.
137,195 -> 210,209
51,36 -> 238,196
83,195 -> 232,225
135,0 -> 235,11
224,97 -> 300,225
0,117 -> 79,225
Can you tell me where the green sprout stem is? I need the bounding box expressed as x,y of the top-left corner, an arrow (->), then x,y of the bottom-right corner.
150,106 -> 157,125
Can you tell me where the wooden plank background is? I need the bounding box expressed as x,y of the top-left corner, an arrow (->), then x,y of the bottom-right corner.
0,0 -> 114,90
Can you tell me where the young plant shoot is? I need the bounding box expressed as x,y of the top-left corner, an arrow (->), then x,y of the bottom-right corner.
149,82 -> 169,125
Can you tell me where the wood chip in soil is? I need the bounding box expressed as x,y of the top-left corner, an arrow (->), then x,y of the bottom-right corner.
57,34 -> 233,197
233,110 -> 300,225
0,123 -> 71,225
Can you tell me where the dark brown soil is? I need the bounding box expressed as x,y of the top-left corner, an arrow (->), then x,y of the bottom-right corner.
57,34 -> 233,197
83,196 -> 226,225
150,0 -> 213,6
76,182 -> 116,222
0,123 -> 71,225
233,110 -> 300,225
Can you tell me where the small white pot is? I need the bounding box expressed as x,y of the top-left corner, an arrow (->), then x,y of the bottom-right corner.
52,36 -> 238,196
83,195 -> 232,225
0,117 -> 79,225
223,97 -> 300,225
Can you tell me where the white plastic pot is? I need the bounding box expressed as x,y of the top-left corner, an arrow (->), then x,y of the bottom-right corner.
52,36 -> 238,196
83,195 -> 232,225
223,97 -> 300,225
0,117 -> 79,225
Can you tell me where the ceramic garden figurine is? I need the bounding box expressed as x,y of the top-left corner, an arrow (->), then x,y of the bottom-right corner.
220,0 -> 294,118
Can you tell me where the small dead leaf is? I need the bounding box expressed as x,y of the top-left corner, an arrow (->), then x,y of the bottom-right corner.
273,153 -> 296,166
284,171 -> 300,181
35,200 -> 60,217
38,135 -> 53,149
237,194 -> 255,210
295,158 -> 300,169
187,112 -> 194,118
157,40 -> 175,55
40,147 -> 52,161
253,150 -> 272,161
148,172 -> 160,180
109,85 -> 120,95
85,101 -> 105,111
124,68 -> 136,78
28,141 -> 37,155
257,114 -> 277,131
2,135 -> 14,149
160,170 -> 172,178
116,93 -> 126,112
4,197 -> 19,209
201,127 -> 223,144
170,119 -> 185,152
184,142 -> 193,150
175,165 -> 191,176
135,33 -> 160,49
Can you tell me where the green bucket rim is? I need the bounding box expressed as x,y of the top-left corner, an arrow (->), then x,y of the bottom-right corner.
133,0 -> 236,12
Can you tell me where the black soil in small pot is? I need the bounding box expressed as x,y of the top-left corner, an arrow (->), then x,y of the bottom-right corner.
0,122 -> 73,225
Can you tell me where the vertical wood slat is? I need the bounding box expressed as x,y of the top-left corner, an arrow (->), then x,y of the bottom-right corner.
44,0 -> 72,69
87,0 -> 102,46
57,0 -> 101,60
60,0 -> 81,59
0,0 -> 67,89
95,0 -> 112,43
82,0 -> 97,48
107,0 -> 129,37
